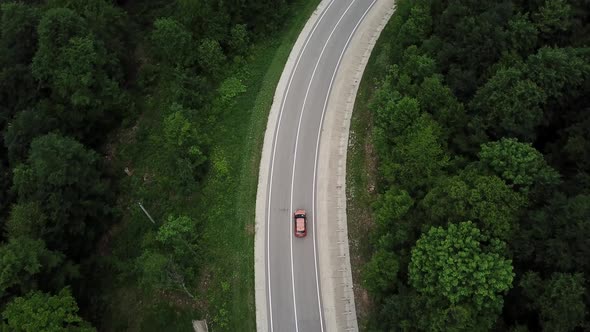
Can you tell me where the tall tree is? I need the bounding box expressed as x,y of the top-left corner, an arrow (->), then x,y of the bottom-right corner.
514,193 -> 590,273
32,7 -> 124,139
12,133 -> 111,253
2,288 -> 94,331
478,138 -> 560,191
0,237 -> 62,295
531,0 -> 572,39
520,272 -> 587,331
150,17 -> 196,68
4,202 -> 47,239
422,171 -> 526,240
3,107 -> 59,166
470,65 -> 546,141
409,221 -> 514,331
0,2 -> 40,129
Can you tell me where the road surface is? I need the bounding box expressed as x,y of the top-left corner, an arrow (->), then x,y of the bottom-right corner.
260,0 -> 378,331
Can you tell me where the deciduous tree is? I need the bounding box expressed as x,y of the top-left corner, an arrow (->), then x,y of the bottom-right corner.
478,138 -> 560,191
0,237 -> 62,294
2,288 -> 94,331
12,133 -> 110,252
362,249 -> 399,296
409,221 -> 514,330
4,202 -> 47,239
520,272 -> 586,331
151,18 -> 196,68
422,171 -> 525,239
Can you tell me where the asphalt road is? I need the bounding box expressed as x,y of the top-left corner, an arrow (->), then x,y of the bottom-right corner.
264,0 -> 376,330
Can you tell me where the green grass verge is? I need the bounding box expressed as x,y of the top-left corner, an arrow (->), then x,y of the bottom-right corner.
345,16 -> 396,330
98,0 -> 320,331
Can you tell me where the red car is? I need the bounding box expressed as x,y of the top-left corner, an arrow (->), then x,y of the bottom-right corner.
293,209 -> 307,238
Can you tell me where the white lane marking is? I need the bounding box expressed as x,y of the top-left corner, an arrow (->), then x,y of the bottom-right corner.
265,0 -> 336,331
291,0 -> 360,331
312,0 -> 377,330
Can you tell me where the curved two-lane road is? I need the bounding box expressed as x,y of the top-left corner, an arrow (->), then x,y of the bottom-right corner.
263,0 -> 377,330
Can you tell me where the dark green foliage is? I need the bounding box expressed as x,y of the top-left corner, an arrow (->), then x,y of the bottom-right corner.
362,249 -> 399,296
0,3 -> 40,129
3,107 -> 58,166
470,65 -> 545,141
46,0 -> 128,64
0,162 -> 11,223
433,1 -> 514,98
4,202 -> 47,239
362,0 -> 590,330
151,18 -> 196,68
409,222 -> 514,331
422,171 -> 525,239
32,7 -> 126,141
136,215 -> 199,297
12,133 -> 110,253
0,0 -> 295,328
520,272 -> 587,331
514,194 -> 590,273
505,13 -> 538,56
561,114 -> 590,172
532,0 -> 572,38
197,38 -> 227,79
160,103 -> 208,189
228,24 -> 250,55
0,237 -> 62,295
0,3 -> 39,66
2,288 -> 94,331
478,138 -> 559,191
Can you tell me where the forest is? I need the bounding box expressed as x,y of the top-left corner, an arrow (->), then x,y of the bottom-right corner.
0,0 -> 298,330
360,0 -> 590,331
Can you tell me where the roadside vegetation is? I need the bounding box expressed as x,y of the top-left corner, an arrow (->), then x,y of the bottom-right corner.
0,0 -> 318,330
349,0 -> 590,331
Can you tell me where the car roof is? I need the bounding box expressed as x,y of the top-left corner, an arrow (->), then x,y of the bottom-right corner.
296,217 -> 305,231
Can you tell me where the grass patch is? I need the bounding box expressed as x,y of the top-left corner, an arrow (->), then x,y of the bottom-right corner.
345,15 -> 397,330
98,0 -> 320,331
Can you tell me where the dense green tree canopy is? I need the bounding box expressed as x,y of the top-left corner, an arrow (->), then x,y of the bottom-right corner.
422,171 -> 525,239
12,133 -> 110,251
363,0 -> 590,330
2,288 -> 94,332
520,272 -> 586,331
32,7 -> 125,139
4,202 -> 47,239
377,110 -> 449,194
0,0 -> 300,329
515,194 -> 590,273
470,66 -> 546,141
151,18 -> 196,68
409,222 -> 514,330
362,249 -> 399,296
0,3 -> 40,127
478,138 -> 560,191
532,0 -> 572,37
3,107 -> 58,165
197,38 -> 226,79
0,237 -> 62,294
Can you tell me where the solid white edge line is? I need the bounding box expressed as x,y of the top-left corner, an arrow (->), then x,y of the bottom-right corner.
291,0 -> 360,331
265,1 -> 336,331
312,0 -> 378,331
